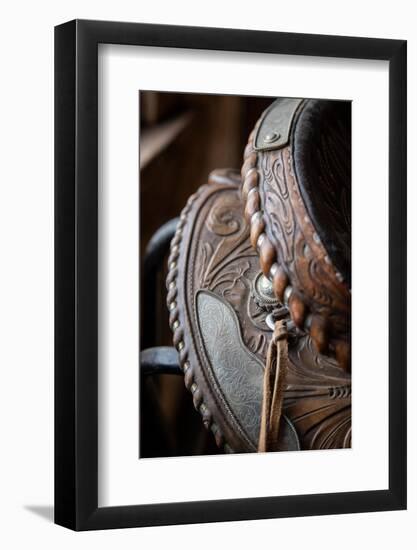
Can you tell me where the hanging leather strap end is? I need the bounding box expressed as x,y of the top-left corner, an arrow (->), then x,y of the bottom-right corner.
258,319 -> 288,453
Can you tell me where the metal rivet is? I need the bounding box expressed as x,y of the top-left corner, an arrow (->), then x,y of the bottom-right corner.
169,262 -> 177,269
265,313 -> 276,331
183,361 -> 190,372
259,274 -> 274,295
177,341 -> 184,351
264,132 -> 280,144
190,383 -> 198,394
172,320 -> 179,330
169,301 -> 176,311
169,281 -> 175,289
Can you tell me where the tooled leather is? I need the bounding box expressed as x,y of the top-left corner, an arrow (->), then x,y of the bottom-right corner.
167,169 -> 351,452
240,100 -> 351,368
260,146 -> 350,338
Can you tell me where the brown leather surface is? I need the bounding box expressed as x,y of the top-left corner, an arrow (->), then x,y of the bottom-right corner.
241,99 -> 351,370
167,170 -> 351,453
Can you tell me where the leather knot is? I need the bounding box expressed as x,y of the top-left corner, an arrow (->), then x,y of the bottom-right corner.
273,322 -> 288,342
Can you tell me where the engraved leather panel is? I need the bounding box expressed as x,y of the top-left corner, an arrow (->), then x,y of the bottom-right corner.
196,290 -> 264,445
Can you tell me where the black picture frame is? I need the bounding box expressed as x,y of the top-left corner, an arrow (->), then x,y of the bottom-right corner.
55,19 -> 407,531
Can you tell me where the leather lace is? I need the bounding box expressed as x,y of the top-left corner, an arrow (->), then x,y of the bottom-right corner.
258,320 -> 288,452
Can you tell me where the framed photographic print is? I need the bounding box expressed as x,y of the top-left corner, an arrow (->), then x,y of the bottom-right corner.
55,19 -> 407,530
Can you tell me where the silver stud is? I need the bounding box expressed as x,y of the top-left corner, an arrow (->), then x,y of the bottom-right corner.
259,274 -> 274,296
172,320 -> 179,330
177,341 -> 184,351
264,132 -> 280,144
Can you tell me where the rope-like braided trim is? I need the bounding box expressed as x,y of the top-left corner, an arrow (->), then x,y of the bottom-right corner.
240,128 -> 350,369
166,189 -> 232,453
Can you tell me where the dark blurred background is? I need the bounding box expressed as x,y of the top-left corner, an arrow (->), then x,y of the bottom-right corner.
139,91 -> 272,458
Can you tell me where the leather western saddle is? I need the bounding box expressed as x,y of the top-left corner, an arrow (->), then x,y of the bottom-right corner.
166,98 -> 351,453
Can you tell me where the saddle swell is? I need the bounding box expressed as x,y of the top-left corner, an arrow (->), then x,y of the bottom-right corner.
241,98 -> 351,371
